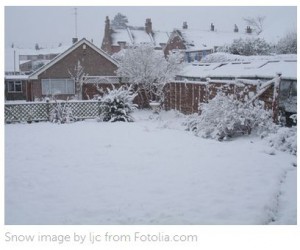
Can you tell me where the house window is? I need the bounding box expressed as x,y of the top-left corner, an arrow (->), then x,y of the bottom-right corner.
8,81 -> 22,93
41,79 -> 75,95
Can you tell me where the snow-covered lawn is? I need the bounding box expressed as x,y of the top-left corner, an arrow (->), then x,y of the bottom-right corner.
5,111 -> 296,225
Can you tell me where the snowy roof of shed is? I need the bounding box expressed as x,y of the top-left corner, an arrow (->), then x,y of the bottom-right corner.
111,27 -> 169,48
179,59 -> 297,80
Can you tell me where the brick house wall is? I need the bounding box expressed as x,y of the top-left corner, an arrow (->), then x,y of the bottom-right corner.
28,40 -> 118,101
163,33 -> 186,57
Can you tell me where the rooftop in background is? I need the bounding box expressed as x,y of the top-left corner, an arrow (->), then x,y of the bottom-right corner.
5,44 -> 71,72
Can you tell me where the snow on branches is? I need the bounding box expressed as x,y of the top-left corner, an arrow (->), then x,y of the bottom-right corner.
98,85 -> 138,122
116,44 -> 183,104
186,93 -> 276,141
49,99 -> 76,124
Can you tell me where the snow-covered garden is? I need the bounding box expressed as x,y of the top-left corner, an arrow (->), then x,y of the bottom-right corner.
5,110 -> 296,225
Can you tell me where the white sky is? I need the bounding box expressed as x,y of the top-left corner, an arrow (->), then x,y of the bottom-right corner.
4,5 -> 297,49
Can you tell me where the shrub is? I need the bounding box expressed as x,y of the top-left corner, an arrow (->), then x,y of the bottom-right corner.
99,85 -> 138,122
49,100 -> 76,124
267,126 -> 297,155
218,37 -> 272,56
186,93 -> 275,140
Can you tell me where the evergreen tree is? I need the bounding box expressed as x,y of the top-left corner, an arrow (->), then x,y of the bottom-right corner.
111,13 -> 128,29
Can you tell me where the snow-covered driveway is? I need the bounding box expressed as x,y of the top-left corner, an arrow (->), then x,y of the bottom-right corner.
5,111 -> 296,224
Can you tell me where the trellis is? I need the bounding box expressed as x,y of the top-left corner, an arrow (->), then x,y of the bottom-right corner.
5,100 -> 101,123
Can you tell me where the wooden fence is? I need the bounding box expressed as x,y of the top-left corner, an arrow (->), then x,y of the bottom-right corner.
164,77 -> 279,116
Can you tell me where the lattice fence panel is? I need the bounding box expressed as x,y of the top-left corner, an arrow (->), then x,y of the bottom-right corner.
5,101 -> 100,123
5,103 -> 48,123
63,101 -> 100,119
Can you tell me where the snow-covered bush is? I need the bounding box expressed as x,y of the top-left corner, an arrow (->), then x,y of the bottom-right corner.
49,100 -> 76,124
276,31 -> 297,54
99,85 -> 138,122
267,127 -> 297,155
187,93 -> 275,140
218,38 -> 272,56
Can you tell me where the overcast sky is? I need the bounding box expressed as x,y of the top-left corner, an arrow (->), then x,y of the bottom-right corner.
5,6 -> 297,49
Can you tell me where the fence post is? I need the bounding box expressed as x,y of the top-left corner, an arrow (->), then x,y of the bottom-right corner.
46,98 -> 50,121
272,74 -> 281,123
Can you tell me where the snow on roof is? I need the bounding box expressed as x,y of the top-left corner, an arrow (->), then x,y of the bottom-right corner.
112,29 -> 132,45
178,29 -> 257,51
180,59 -> 297,80
153,31 -> 170,46
5,74 -> 29,80
17,45 -> 71,56
111,27 -> 169,48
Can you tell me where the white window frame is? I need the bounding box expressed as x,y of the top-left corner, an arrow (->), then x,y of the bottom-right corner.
7,80 -> 22,93
41,79 -> 75,95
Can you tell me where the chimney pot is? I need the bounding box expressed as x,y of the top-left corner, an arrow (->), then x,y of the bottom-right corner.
145,18 -> 153,34
183,21 -> 188,29
72,38 -> 78,44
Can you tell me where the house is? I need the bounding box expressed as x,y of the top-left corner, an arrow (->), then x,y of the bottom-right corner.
101,16 -> 170,55
12,38 -> 119,101
6,45 -> 70,74
164,22 -> 256,62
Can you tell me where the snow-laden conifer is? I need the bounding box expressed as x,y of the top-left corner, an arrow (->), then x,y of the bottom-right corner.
99,85 -> 138,122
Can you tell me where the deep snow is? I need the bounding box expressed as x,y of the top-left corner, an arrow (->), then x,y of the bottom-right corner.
5,111 -> 296,225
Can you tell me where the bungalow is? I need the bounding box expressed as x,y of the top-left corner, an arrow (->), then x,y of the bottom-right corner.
101,16 -> 170,55
26,38 -> 119,101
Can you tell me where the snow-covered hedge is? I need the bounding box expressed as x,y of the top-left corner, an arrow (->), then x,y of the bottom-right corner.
186,93 -> 276,140
217,37 -> 272,56
99,85 -> 138,122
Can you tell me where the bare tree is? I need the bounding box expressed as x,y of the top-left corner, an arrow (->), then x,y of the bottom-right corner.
243,16 -> 266,35
68,61 -> 88,100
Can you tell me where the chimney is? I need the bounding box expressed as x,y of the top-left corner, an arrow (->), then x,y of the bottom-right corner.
234,24 -> 239,33
145,18 -> 153,34
246,26 -> 252,34
72,38 -> 78,44
105,16 -> 110,34
182,21 -> 188,29
210,23 -> 214,31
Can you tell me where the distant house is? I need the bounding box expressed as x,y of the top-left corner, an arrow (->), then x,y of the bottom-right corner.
6,45 -> 70,74
5,38 -> 119,101
101,16 -> 170,55
164,22 -> 256,62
